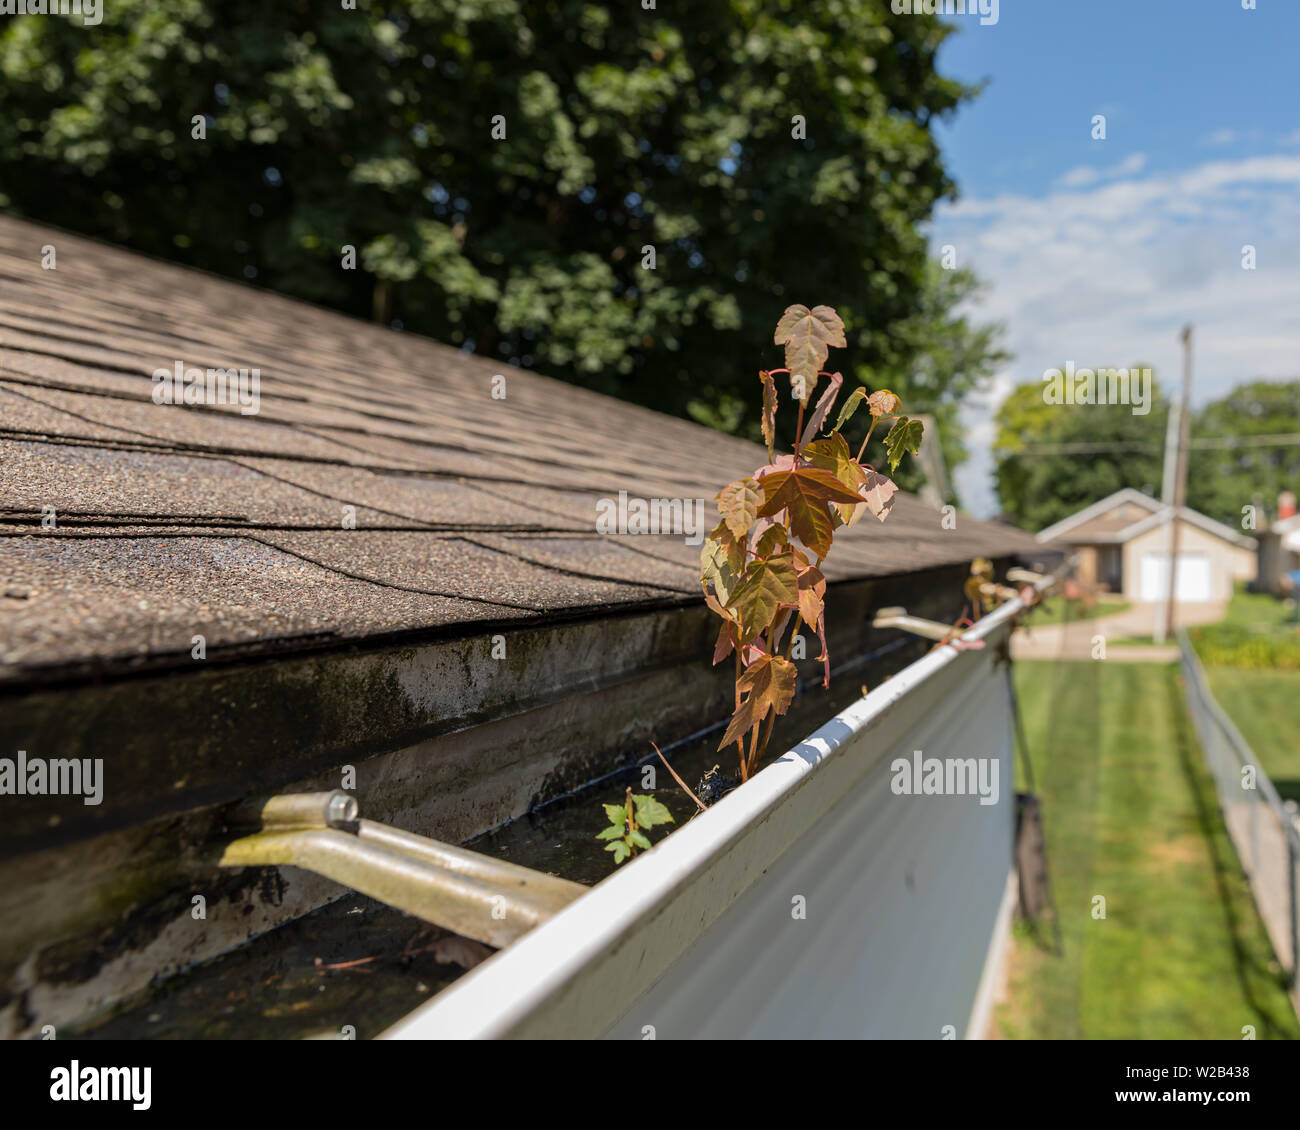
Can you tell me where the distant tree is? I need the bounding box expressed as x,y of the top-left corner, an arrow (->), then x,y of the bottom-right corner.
993,370 -> 1168,531
0,0 -> 999,477
1187,380 -> 1300,529
860,261 -> 1008,497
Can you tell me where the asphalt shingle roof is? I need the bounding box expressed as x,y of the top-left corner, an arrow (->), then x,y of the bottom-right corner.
0,216 -> 1041,682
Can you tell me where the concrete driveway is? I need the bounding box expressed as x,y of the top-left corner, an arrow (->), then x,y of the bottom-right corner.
1011,600 -> 1227,662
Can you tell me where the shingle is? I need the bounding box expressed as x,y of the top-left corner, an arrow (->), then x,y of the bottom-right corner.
0,533 -> 528,676
0,214 -> 1043,679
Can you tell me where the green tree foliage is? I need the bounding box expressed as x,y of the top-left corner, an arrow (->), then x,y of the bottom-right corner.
860,261 -> 1007,495
0,0 -> 993,454
1186,380 -> 1300,528
993,371 -> 1168,532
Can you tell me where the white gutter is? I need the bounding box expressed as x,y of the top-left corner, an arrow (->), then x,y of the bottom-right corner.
384,574 -> 1055,1040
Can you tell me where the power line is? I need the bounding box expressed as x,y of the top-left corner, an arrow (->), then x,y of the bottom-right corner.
998,433 -> 1300,457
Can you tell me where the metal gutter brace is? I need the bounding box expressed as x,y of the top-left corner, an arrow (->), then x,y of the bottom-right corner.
220,792 -> 586,949
871,606 -> 970,643
873,565 -> 1064,645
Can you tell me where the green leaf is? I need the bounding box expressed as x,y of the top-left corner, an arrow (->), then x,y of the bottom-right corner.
726,553 -> 798,642
631,793 -> 675,829
773,304 -> 846,396
627,830 -> 653,851
606,840 -> 631,864
883,416 -> 924,473
802,433 -> 859,491
602,802 -> 626,827
831,387 -> 867,434
595,824 -> 625,840
700,529 -> 742,604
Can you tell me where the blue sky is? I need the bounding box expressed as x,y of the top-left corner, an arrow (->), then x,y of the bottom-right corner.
924,0 -> 1300,517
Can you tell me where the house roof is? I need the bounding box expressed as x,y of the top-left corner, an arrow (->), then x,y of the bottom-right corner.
1036,487 -> 1256,551
0,216 -> 1043,684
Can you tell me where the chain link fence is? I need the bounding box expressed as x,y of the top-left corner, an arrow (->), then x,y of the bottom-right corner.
1179,628 -> 1300,993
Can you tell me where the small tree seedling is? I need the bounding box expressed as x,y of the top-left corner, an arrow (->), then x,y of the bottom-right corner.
596,787 -> 675,865
701,303 -> 921,781
595,303 -> 924,864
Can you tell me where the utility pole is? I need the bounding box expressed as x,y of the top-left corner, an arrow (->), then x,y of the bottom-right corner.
1158,326 -> 1193,644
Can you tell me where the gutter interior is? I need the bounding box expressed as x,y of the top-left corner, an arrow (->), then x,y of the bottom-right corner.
62,579 -> 993,1040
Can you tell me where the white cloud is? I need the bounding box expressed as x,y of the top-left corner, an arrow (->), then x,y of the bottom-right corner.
1057,165 -> 1100,188
1053,151 -> 1145,189
934,153 -> 1300,518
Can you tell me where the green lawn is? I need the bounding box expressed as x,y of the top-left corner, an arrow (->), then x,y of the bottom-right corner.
1192,586 -> 1300,801
1027,594 -> 1130,627
1189,584 -> 1300,670
996,659 -> 1298,1040
1204,669 -> 1300,803
1214,586 -> 1295,631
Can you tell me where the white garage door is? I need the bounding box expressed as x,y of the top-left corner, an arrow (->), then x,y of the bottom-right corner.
1139,553 -> 1212,602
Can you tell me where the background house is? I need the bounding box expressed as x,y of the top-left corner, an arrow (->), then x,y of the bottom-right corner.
1256,493 -> 1300,598
1036,488 -> 1256,603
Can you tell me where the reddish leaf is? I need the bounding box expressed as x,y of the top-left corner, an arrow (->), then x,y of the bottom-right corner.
712,620 -> 736,665
860,468 -> 898,522
753,453 -> 796,481
795,564 -> 826,629
717,477 -> 763,540
802,433 -> 864,526
703,589 -> 736,623
718,653 -> 798,750
803,433 -> 854,474
773,304 -> 846,394
799,371 -> 843,446
753,521 -> 788,558
867,388 -> 901,417
757,466 -> 864,559
759,370 -> 777,460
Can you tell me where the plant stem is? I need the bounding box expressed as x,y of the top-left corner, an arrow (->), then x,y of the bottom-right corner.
857,419 -> 878,462
651,741 -> 707,813
751,708 -> 778,779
